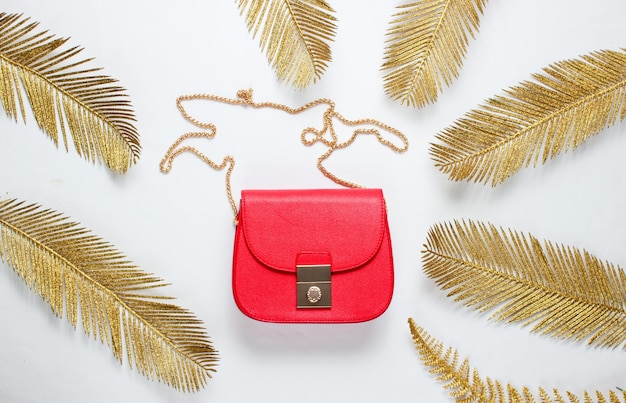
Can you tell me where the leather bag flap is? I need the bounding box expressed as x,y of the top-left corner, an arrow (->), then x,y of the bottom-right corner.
239,188 -> 387,273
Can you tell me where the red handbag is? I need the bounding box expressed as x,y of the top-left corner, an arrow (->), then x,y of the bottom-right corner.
232,188 -> 394,323
160,89 -> 408,323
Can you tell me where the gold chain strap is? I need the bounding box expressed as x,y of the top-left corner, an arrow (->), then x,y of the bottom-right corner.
160,89 -> 409,224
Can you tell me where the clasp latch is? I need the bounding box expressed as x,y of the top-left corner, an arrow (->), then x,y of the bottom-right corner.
296,264 -> 331,308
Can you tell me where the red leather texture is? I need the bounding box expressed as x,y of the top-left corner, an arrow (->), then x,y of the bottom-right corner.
232,188 -> 394,323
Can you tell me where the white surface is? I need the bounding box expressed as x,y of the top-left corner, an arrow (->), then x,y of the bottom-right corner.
1,1 -> 626,402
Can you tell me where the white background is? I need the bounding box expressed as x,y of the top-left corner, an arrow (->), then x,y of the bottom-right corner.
1,1 -> 626,402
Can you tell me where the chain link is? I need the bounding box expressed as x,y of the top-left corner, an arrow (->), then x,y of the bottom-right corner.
160,89 -> 409,224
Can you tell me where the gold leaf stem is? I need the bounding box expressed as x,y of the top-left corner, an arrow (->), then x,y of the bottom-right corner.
439,78 -> 626,172
409,318 -> 626,403
422,220 -> 626,348
0,199 -> 217,391
0,13 -> 141,173
430,49 -> 626,185
236,0 -> 337,88
1,52 -> 126,153
382,0 -> 488,107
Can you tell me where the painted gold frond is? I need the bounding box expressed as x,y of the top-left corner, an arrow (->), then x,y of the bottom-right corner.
0,13 -> 140,173
430,48 -> 626,185
409,318 -> 626,403
421,220 -> 626,349
381,0 -> 488,107
0,198 -> 217,391
236,0 -> 337,89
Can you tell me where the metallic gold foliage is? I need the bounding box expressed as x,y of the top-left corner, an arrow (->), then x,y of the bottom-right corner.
236,0 -> 337,89
430,48 -> 626,185
408,318 -> 626,403
0,199 -> 218,391
0,13 -> 140,173
422,220 -> 626,349
381,0 -> 488,108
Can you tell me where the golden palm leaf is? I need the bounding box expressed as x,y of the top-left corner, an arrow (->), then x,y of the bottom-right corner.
430,48 -> 626,186
236,0 -> 337,89
381,0 -> 488,107
422,220 -> 626,349
0,13 -> 141,173
409,318 -> 626,403
0,198 -> 217,391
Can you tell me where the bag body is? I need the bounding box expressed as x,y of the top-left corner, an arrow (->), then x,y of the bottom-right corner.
232,188 -> 394,323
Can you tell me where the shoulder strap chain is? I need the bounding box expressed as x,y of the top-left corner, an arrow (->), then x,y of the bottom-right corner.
160,89 -> 409,224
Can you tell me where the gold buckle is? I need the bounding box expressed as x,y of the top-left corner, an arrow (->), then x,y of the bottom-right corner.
296,264 -> 331,308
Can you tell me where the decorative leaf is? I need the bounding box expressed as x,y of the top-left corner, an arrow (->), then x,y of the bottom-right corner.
236,0 -> 337,88
0,198 -> 217,391
0,13 -> 141,173
430,48 -> 626,185
408,318 -> 626,403
381,0 -> 488,107
421,220 -> 626,349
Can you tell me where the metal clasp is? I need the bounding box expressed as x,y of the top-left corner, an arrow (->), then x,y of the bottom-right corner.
296,264 -> 331,308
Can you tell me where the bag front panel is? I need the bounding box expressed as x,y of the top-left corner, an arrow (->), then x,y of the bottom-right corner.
232,217 -> 394,323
